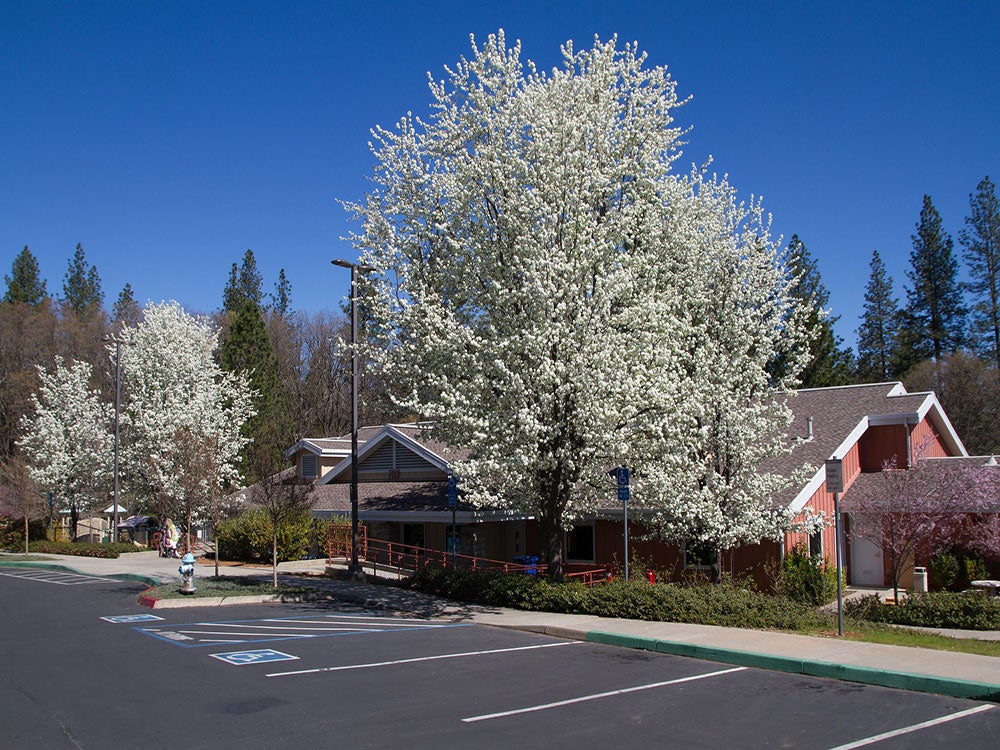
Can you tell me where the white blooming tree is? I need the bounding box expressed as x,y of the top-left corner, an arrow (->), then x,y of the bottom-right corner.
350,32 -> 813,579
118,302 -> 256,547
19,357 -> 114,526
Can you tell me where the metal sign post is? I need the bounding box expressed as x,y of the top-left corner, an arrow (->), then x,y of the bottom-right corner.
825,458 -> 845,636
616,468 -> 630,582
447,474 -> 458,564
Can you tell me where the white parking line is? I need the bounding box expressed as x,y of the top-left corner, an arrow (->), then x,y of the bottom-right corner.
0,569 -> 114,585
462,666 -> 747,723
266,640 -> 581,678
138,613 -> 466,647
824,705 -> 995,750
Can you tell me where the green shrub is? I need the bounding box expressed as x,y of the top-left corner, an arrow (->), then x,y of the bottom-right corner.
0,517 -> 48,551
844,591 -> 1000,630
24,540 -> 139,558
774,544 -> 839,606
404,566 -> 827,630
217,507 -> 312,563
928,551 -> 959,591
963,556 -> 990,588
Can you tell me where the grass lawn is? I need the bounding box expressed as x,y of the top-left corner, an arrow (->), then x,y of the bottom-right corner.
798,619 -> 1000,658
143,575 -> 315,600
0,553 -> 55,562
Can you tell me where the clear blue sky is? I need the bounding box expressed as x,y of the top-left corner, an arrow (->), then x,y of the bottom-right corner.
2,1 -> 997,348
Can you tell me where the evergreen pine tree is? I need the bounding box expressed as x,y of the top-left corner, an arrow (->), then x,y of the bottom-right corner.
61,243 -> 104,315
222,249 -> 264,313
270,268 -> 292,316
783,235 -> 855,387
856,250 -> 901,381
960,176 -> 1000,369
111,283 -> 142,332
220,250 -> 291,476
898,195 -> 966,372
3,246 -> 47,306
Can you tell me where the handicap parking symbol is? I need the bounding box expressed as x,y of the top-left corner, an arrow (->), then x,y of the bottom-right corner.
101,614 -> 165,623
210,649 -> 299,666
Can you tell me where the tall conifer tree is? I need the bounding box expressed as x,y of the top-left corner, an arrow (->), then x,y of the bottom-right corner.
781,235 -> 855,387
61,243 -> 104,315
856,250 -> 900,381
3,246 -> 47,306
898,195 -> 966,372
220,250 -> 291,477
960,176 -> 1000,369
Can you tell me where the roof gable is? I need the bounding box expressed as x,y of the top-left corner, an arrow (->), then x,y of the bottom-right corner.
778,382 -> 969,512
317,425 -> 450,484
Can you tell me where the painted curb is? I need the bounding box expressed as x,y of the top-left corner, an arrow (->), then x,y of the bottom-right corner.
585,630 -> 1000,703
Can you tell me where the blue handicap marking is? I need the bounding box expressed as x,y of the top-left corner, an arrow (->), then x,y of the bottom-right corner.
210,649 -> 299,666
101,614 -> 165,623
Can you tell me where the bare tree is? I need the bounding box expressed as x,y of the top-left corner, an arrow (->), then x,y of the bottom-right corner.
1,456 -> 45,553
244,417 -> 314,587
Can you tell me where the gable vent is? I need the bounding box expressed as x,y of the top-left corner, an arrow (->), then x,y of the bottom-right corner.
300,454 -> 318,478
360,440 -> 435,473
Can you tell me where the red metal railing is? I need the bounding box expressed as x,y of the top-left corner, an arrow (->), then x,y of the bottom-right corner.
326,529 -> 609,585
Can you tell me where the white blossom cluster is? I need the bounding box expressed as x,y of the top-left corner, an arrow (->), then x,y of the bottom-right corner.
350,32 -> 813,554
19,358 -> 114,511
19,302 -> 255,522
116,302 -> 256,524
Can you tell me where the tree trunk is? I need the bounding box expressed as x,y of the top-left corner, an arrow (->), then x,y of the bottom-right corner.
23,515 -> 29,555
540,509 -> 564,582
711,547 -> 723,584
272,533 -> 278,589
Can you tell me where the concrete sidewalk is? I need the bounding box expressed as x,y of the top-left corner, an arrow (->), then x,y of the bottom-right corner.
3,551 -> 999,703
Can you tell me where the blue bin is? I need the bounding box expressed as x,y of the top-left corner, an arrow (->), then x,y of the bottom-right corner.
514,555 -> 539,575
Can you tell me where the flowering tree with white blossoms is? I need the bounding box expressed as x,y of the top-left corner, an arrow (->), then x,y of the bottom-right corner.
117,302 -> 256,546
19,357 -> 114,524
350,32 -> 814,579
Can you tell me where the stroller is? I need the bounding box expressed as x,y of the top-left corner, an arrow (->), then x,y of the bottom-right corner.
158,519 -> 181,558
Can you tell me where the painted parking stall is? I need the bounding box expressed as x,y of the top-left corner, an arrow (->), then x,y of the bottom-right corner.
133,612 -> 469,648
0,568 -> 116,585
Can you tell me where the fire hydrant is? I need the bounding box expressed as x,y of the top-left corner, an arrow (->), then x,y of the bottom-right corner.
179,552 -> 196,594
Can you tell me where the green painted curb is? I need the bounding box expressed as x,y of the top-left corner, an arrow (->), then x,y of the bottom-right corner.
586,630 -> 1000,703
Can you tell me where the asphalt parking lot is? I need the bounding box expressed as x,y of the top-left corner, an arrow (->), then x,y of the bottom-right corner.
1,572 -> 997,750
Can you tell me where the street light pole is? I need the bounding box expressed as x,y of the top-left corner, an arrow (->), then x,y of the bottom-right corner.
105,335 -> 124,543
332,259 -> 374,576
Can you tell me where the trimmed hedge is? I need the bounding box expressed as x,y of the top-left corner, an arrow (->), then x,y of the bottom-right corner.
25,540 -> 142,558
404,566 -> 827,630
845,591 -> 1000,631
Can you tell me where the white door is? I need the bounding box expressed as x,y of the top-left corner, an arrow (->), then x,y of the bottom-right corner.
850,536 -> 884,586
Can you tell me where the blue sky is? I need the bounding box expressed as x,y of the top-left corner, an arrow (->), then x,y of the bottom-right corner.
2,1 -> 997,348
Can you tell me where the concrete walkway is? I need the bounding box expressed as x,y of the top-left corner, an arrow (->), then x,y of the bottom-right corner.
3,551 -> 998,703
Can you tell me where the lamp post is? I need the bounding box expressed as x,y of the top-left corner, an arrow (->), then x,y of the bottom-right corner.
331,259 -> 375,575
104,335 -> 125,542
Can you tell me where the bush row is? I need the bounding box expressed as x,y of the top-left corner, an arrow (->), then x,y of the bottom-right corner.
24,540 -> 141,558
216,509 -> 344,563
845,591 -> 1000,630
404,566 -> 828,630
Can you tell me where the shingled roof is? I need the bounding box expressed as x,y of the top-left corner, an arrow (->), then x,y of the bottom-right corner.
263,384 -> 968,521
770,382 -> 967,512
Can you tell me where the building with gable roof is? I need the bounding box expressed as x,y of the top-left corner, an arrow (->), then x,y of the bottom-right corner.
275,382 -> 993,587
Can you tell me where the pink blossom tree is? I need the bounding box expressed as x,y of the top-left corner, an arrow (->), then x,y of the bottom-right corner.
843,454 -> 1000,601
